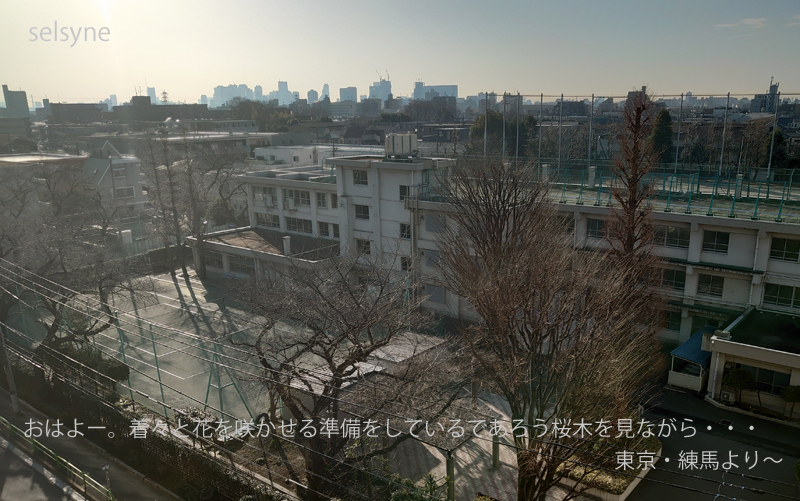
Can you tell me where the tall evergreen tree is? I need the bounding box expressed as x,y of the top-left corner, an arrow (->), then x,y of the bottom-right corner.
648,107 -> 674,164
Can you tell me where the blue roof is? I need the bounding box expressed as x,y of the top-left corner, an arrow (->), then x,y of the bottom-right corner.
670,327 -> 714,367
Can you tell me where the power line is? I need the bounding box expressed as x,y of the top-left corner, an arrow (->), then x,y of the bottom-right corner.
4,330 -> 766,501
0,321 -> 431,501
2,267 -> 797,499
3,261 -> 799,495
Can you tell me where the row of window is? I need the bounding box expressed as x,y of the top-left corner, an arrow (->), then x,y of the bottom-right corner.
660,269 -> 723,297
204,251 -> 255,275
255,213 -> 340,238
587,220 -> 728,254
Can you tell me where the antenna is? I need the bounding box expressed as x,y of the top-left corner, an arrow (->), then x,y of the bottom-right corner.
161,91 -> 169,104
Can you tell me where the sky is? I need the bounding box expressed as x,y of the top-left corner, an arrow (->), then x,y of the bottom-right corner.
2,0 -> 800,106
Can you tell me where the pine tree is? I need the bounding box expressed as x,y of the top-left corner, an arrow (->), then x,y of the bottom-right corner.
649,107 -> 674,164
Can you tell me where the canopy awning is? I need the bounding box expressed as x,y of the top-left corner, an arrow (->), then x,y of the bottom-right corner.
670,327 -> 714,368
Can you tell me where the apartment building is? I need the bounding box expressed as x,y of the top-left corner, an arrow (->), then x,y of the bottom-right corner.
187,139 -> 800,418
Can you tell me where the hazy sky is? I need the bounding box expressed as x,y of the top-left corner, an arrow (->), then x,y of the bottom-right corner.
3,0 -> 800,105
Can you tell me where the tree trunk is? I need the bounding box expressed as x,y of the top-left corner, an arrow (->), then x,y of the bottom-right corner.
305,448 -> 327,501
517,450 -> 546,501
196,234 -> 208,280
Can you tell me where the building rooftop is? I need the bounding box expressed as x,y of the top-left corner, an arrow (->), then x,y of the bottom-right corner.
203,227 -> 339,262
728,309 -> 800,355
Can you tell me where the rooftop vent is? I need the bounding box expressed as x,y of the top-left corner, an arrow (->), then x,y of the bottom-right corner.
385,133 -> 418,159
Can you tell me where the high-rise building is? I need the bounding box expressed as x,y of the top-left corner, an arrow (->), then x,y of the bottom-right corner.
307,89 -> 318,104
321,84 -> 330,100
278,81 -> 289,93
109,95 -> 118,107
368,79 -> 392,103
2,84 -> 30,118
412,82 -> 458,101
255,86 -> 263,101
340,87 -> 357,103
750,80 -> 780,113
200,95 -> 208,105
147,87 -> 157,105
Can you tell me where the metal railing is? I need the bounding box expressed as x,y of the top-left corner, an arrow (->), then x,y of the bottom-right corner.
0,415 -> 114,500
416,158 -> 800,224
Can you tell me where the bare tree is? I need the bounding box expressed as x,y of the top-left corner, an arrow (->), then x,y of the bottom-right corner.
230,251 -> 464,501
433,158 -> 662,501
138,134 -> 186,276
174,137 -> 246,279
608,91 -> 659,263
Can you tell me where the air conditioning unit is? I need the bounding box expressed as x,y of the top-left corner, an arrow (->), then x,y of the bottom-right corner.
719,390 -> 736,404
287,198 -> 296,210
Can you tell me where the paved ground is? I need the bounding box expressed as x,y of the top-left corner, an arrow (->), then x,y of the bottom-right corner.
0,390 -> 182,501
627,388 -> 800,501
0,448 -> 72,501
7,271 -> 800,500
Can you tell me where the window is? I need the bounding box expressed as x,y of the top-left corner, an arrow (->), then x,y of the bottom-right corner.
355,204 -> 370,220
425,250 -> 440,267
332,224 -> 340,239
401,256 -> 412,272
770,238 -> 800,262
255,213 -> 280,228
292,155 -> 300,162
425,214 -> 445,233
283,189 -> 310,206
285,217 -> 312,234
113,169 -> 126,179
424,284 -> 445,303
254,186 -> 277,205
353,169 -> 368,185
662,311 -> 682,331
655,226 -> 690,249
115,186 -> 135,198
228,255 -> 255,275
691,316 -> 724,332
586,218 -> 605,239
399,185 -> 410,201
319,222 -> 329,237
356,239 -> 371,255
733,364 -> 791,396
702,231 -> 729,254
697,274 -> 724,297
661,269 -> 686,291
204,251 -> 223,269
316,193 -> 327,209
763,283 -> 800,309
331,194 -> 338,208
400,223 -> 411,240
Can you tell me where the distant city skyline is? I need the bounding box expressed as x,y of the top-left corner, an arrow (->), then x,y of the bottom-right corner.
3,0 -> 800,106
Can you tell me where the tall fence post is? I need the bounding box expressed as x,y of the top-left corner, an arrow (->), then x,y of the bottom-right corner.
149,324 -> 169,418
446,450 -> 455,501
492,434 -> 500,469
114,312 -> 135,404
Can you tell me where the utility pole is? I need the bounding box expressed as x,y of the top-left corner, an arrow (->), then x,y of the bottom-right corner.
0,322 -> 20,413
766,92 -> 781,181
588,93 -> 594,168
674,93 -> 683,174
483,91 -> 488,159
502,92 -> 506,161
516,92 -> 520,166
719,92 -> 730,176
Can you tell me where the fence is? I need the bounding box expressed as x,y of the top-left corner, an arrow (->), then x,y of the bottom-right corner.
0,415 -> 114,501
418,158 -> 800,224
